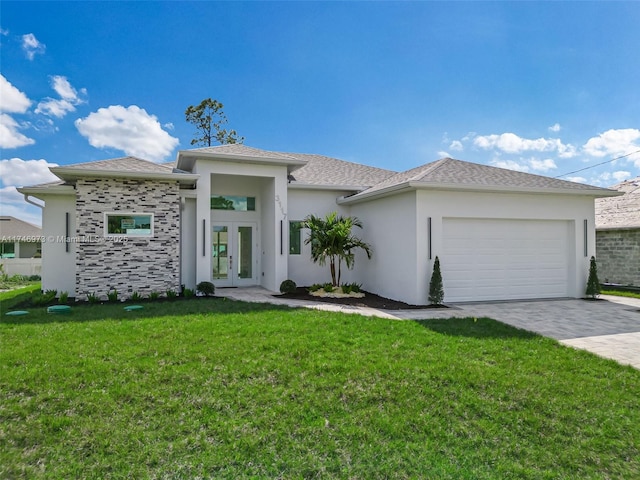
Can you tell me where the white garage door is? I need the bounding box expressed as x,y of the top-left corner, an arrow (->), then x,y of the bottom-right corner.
442,218 -> 572,302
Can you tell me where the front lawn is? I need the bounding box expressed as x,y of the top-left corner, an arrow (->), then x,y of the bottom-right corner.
1,298 -> 639,479
601,286 -> 640,300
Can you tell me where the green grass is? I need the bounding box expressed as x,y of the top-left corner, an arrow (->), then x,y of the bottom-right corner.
601,287 -> 640,300
1,295 -> 639,479
0,282 -> 41,310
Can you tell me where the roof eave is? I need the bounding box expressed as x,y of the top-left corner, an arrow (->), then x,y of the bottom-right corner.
338,181 -> 622,204
177,149 -> 307,172
406,182 -> 623,197
337,182 -> 413,204
288,182 -> 366,192
17,185 -> 76,197
50,167 -> 199,185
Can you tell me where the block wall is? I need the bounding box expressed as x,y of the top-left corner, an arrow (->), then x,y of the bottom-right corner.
75,178 -> 181,300
596,229 -> 640,286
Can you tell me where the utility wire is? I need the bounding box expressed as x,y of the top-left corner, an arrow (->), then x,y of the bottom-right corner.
555,149 -> 640,178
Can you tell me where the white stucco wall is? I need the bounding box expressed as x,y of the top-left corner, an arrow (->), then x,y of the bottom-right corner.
287,188 -> 355,287
191,159 -> 289,291
39,194 -> 76,296
180,196 -> 197,290
350,191 -> 419,303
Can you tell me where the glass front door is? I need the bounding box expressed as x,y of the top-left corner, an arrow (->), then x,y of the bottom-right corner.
212,222 -> 257,286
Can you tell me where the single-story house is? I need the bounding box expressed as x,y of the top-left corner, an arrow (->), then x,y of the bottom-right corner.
595,177 -> 640,286
18,144 -> 619,304
0,216 -> 42,276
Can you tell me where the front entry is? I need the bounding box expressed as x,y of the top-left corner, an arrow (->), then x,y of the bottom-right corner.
212,222 -> 258,287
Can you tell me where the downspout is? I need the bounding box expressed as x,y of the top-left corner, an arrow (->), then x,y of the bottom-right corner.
23,194 -> 44,210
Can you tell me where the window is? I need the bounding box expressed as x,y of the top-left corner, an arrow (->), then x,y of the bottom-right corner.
1,242 -> 15,258
211,195 -> 256,211
289,221 -> 302,255
105,213 -> 153,236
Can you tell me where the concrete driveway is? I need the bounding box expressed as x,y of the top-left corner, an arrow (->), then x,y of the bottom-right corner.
217,288 -> 640,369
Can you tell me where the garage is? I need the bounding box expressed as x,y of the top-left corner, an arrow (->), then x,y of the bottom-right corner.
441,218 -> 573,302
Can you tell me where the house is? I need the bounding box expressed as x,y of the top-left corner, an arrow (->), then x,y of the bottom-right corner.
595,177 -> 640,286
0,216 -> 42,276
17,144 -> 620,303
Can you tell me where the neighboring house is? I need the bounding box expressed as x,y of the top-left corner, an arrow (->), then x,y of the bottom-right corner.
595,177 -> 640,286
0,216 -> 42,276
18,145 -> 619,303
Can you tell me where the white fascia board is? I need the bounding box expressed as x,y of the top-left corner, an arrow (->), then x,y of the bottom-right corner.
17,185 -> 75,197
337,183 -> 413,204
177,150 -> 307,172
406,181 -> 624,197
50,167 -> 199,185
339,181 -> 622,204
288,182 -> 364,192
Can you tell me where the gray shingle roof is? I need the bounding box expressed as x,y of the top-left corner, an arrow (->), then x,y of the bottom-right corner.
0,216 -> 42,241
595,177 -> 640,229
189,144 -> 300,162
348,157 -> 617,200
285,153 -> 396,188
56,156 -> 174,174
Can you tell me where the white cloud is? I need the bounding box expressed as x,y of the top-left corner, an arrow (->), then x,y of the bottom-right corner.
449,140 -> 463,152
0,75 -> 32,113
564,176 -> 587,184
490,159 -> 530,173
0,113 -> 35,149
0,28 -> 9,36
612,171 -> 631,182
75,105 -> 179,162
22,33 -> 45,60
0,158 -> 59,187
549,123 -> 561,133
473,132 -> 577,158
35,98 -> 76,118
35,75 -> 87,119
164,122 -> 175,131
530,158 -> 557,172
582,129 -> 640,158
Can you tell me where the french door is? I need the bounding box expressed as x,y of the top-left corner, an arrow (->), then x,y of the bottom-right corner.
212,222 -> 258,287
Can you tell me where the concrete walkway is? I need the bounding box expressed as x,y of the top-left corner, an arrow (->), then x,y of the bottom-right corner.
215,288 -> 640,369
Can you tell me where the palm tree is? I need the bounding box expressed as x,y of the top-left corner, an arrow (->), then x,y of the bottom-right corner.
302,212 -> 372,286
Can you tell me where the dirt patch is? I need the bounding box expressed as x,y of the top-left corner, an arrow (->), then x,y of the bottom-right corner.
276,287 -> 447,310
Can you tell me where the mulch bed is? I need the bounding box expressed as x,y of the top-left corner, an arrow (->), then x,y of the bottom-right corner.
275,287 -> 447,310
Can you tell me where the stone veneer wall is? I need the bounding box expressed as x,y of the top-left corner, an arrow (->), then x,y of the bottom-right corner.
596,229 -> 640,286
75,178 -> 181,300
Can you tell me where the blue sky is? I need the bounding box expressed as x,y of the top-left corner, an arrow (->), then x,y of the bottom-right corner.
1,1 -> 639,225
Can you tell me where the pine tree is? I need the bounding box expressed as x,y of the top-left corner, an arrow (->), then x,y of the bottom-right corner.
429,256 -> 444,305
585,256 -> 601,299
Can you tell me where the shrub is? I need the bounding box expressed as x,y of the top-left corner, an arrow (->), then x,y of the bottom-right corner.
58,291 -> 69,304
33,289 -> 57,306
166,289 -> 178,299
149,291 -> 160,301
279,279 -> 297,294
585,256 -> 601,299
196,281 -> 215,297
183,288 -> 195,298
87,292 -> 99,304
341,282 -> 362,294
107,289 -> 118,302
429,256 -> 444,305
130,291 -> 142,301
28,275 -> 41,281
308,284 -> 322,292
323,283 -> 335,293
